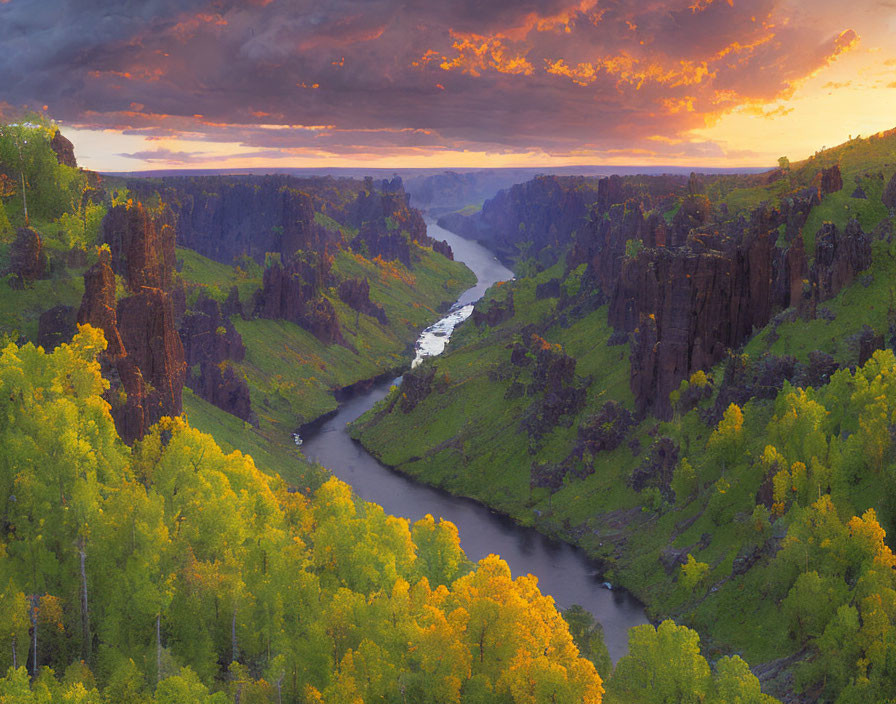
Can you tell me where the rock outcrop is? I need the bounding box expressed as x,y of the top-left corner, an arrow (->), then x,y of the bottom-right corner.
78,248 -> 125,357
116,289 -> 186,437
599,197 -> 872,418
102,203 -> 176,292
399,366 -> 436,412
127,175 -> 329,265
50,130 -> 77,168
6,227 -> 47,287
513,334 -> 588,444
187,362 -> 256,425
810,220 -> 872,302
629,437 -> 679,496
472,291 -> 514,327
77,206 -> 186,442
437,175 -> 605,264
610,228 -> 794,417
818,165 -> 843,195
883,171 -> 896,211
179,294 -> 255,423
253,251 -> 346,345
337,277 -> 388,325
577,401 -> 635,455
37,305 -> 77,350
432,239 -> 454,260
180,295 -> 246,367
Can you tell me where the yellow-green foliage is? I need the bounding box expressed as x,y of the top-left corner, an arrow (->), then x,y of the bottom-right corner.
0,328 -> 604,703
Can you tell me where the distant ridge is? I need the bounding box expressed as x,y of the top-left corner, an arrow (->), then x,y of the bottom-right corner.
103,165 -> 768,178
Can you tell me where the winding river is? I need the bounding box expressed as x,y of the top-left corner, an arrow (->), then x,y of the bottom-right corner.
301,221 -> 648,662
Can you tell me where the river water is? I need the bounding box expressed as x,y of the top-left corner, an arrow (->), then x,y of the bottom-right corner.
301,221 -> 648,662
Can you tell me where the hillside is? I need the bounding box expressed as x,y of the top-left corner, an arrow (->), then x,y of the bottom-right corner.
0,121 -> 473,484
353,128 -> 896,702
0,119 -> 789,704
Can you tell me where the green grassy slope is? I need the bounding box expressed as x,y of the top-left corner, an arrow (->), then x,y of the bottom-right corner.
350,130 -> 896,697
178,242 -> 475,482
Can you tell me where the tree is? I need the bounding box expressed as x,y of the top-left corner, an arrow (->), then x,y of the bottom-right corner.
609,620 -> 711,704
680,555 -> 710,593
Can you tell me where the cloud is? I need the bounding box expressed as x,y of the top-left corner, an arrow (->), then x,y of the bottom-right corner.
0,0 -> 869,163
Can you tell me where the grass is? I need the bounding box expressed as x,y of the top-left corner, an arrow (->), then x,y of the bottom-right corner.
176,246 -> 261,306
744,237 -> 896,364
0,266 -> 85,341
182,388 -> 325,489
351,260 -> 636,522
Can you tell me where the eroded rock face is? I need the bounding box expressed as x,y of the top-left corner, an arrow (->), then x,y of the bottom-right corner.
102,203 -> 176,292
516,334 -> 588,444
6,227 -> 47,286
178,293 -> 256,422
604,203 -> 871,419
337,277 -> 388,325
37,305 -> 77,350
882,171 -> 896,211
819,164 -> 843,195
611,230 -> 788,417
577,401 -> 634,454
472,291 -> 514,327
187,361 -> 256,425
50,130 -> 77,168
222,286 -> 244,319
117,288 -> 186,435
351,223 -> 412,266
78,248 -> 125,358
629,437 -> 679,497
810,220 -> 872,302
78,205 -> 185,443
432,239 -> 454,260
254,252 -> 346,345
180,295 -> 245,367
399,366 -> 436,412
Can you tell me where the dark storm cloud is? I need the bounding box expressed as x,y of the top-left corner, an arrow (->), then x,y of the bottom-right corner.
0,0 -> 859,158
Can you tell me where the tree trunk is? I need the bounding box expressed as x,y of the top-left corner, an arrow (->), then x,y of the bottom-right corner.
156,612 -> 162,685
20,172 -> 28,226
11,635 -> 16,670
29,596 -> 37,677
231,608 -> 238,663
79,538 -> 90,661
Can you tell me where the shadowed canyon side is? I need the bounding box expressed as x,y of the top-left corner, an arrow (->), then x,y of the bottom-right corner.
442,165 -> 879,419
353,128 -> 896,703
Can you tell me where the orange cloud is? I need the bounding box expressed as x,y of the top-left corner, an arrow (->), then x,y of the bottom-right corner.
547,53 -> 713,90
170,12 -> 227,41
689,0 -> 734,12
439,33 -> 533,77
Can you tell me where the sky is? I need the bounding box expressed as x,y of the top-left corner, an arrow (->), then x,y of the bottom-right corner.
1,0 -> 895,171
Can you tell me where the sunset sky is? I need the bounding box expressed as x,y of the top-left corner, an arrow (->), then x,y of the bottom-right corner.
2,0 -> 895,171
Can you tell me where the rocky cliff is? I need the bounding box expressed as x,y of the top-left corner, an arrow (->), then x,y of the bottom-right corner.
603,194 -> 870,418
49,130 -> 77,169
179,293 -> 254,423
78,206 -> 186,442
102,202 -> 176,292
253,250 -> 346,346
337,277 -> 388,325
6,227 -> 48,287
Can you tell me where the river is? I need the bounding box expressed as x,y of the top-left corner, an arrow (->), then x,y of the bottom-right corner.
301,220 -> 648,662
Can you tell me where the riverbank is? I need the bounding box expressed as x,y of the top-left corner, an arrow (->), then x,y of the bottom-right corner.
299,221 -> 649,661
180,240 -> 475,488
